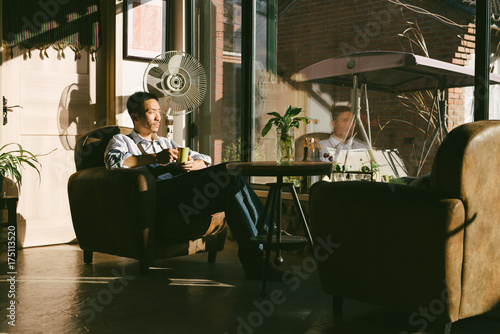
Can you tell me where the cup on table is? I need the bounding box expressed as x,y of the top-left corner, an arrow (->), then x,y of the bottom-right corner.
176,147 -> 190,165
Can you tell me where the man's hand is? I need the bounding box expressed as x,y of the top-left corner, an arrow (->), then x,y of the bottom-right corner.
156,148 -> 178,165
178,156 -> 207,172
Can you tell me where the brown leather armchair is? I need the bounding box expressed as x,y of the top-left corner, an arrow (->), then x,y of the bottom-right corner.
309,120 -> 500,333
68,126 -> 227,274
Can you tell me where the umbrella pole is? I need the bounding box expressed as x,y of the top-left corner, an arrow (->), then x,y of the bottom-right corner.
351,75 -> 376,162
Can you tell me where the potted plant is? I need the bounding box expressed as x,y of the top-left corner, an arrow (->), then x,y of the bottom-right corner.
0,143 -> 46,254
0,143 -> 43,193
261,105 -> 311,164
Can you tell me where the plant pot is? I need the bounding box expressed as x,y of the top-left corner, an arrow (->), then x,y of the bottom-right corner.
277,128 -> 294,164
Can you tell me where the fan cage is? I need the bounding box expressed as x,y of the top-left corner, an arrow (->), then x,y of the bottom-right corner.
143,51 -> 207,116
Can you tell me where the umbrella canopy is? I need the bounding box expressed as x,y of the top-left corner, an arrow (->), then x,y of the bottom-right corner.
293,51 -> 500,93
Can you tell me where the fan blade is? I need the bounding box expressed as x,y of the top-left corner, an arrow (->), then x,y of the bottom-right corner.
156,82 -> 165,92
147,66 -> 164,79
158,96 -> 173,113
146,84 -> 164,98
170,84 -> 200,114
167,54 -> 183,74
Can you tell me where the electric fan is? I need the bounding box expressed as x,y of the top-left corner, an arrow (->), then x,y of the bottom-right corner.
143,51 -> 207,116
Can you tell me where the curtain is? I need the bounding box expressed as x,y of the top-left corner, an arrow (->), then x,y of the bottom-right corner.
2,0 -> 101,60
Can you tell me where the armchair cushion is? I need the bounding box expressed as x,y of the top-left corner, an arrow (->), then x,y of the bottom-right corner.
309,181 -> 464,321
69,166 -> 157,260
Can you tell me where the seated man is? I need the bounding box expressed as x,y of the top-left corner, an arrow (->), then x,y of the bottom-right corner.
319,106 -> 367,162
104,91 -> 282,280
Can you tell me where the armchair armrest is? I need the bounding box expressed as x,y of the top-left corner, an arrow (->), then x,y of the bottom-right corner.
68,166 -> 157,260
309,181 -> 465,317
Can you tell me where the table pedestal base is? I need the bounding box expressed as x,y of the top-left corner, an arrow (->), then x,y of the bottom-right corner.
251,178 -> 313,295
226,161 -> 333,295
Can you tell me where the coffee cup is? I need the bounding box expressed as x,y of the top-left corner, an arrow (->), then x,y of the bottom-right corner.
177,147 -> 190,165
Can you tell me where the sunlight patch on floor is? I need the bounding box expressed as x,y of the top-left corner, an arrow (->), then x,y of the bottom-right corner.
167,278 -> 235,288
0,275 -> 118,284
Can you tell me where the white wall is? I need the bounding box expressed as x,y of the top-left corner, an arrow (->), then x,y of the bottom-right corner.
119,60 -> 148,128
1,46 -> 92,247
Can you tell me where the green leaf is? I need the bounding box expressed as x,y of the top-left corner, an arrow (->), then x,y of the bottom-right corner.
261,106 -> 310,138
295,117 -> 312,125
266,112 -> 282,119
283,115 -> 290,127
360,166 -> 370,172
286,106 -> 302,117
261,119 -> 274,137
0,142 -> 50,191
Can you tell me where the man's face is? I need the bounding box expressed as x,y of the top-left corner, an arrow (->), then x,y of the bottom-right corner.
332,111 -> 355,140
132,99 -> 161,135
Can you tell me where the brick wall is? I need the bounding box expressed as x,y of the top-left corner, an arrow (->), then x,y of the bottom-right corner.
213,0 -> 224,164
448,23 -> 475,130
277,0 -> 474,176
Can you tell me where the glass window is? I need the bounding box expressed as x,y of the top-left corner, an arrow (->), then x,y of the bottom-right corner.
190,0 -> 243,165
191,1 -> 480,183
252,1 -> 479,181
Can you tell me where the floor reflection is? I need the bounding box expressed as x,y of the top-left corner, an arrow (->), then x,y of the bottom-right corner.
1,242 -> 500,333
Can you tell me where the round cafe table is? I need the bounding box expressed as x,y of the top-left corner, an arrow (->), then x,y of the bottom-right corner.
226,161 -> 333,295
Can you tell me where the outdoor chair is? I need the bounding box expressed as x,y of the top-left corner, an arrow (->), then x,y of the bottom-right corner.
309,120 -> 500,333
67,126 -> 227,274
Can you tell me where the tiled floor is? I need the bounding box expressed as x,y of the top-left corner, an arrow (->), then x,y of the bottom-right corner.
1,241 -> 500,334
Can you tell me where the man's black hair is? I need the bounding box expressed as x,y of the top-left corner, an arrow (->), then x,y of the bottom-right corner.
331,105 -> 352,121
127,91 -> 159,117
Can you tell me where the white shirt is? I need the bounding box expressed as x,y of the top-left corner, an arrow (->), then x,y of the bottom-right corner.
104,130 -> 212,169
319,136 -> 367,162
